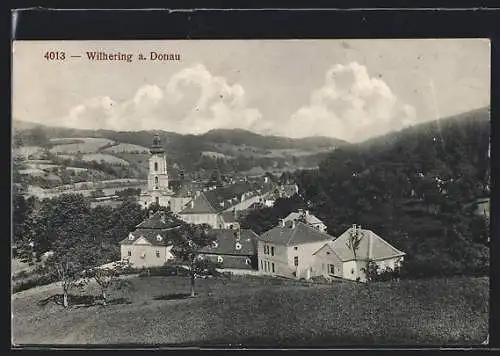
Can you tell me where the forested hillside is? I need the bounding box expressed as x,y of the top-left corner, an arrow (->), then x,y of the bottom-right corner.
292,107 -> 490,277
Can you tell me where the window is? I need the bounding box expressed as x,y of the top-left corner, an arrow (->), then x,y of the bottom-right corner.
154,176 -> 159,184
140,252 -> 146,259
217,256 -> 224,263
157,235 -> 163,242
271,246 -> 275,256
127,251 -> 131,257
156,250 -> 160,258
154,162 -> 158,171
326,251 -> 330,255
294,256 -> 299,267
246,258 -> 252,265
260,260 -> 263,270
272,263 -> 275,273
329,264 -> 335,274
155,197 -> 159,205
351,268 -> 355,275
294,246 -> 298,251
235,242 -> 242,250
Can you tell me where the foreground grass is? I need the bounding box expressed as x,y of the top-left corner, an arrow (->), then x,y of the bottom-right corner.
12,275 -> 488,346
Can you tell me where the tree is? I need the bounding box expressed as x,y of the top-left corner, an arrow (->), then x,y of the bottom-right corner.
169,220 -> 217,297
346,226 -> 362,261
362,260 -> 380,283
83,260 -> 132,306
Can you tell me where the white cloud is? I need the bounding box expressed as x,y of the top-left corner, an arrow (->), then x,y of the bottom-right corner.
60,64 -> 266,134
284,62 -> 417,142
58,62 -> 416,141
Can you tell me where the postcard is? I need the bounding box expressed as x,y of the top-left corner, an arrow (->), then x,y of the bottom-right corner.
11,39 -> 490,347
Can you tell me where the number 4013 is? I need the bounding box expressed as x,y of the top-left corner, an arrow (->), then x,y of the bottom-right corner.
44,51 -> 66,60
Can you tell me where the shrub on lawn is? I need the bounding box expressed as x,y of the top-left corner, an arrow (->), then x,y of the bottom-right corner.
138,265 -> 179,277
12,273 -> 58,293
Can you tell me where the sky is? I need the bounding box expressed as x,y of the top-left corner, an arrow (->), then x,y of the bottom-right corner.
12,39 -> 490,143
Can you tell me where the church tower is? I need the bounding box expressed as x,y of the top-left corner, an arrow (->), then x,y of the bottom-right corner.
148,134 -> 170,193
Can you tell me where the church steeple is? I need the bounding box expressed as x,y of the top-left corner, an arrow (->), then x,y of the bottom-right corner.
150,134 -> 165,155
147,133 -> 169,193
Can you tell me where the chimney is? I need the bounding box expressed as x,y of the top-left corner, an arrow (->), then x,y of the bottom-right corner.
280,219 -> 285,227
190,200 -> 195,209
305,210 -> 309,216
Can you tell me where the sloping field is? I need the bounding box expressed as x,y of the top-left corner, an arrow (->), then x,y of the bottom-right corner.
13,146 -> 44,159
81,154 -> 129,166
201,151 -> 234,159
103,143 -> 149,154
12,275 -> 488,346
50,138 -> 114,154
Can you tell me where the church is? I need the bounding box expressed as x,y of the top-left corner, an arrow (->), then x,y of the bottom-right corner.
138,134 -> 192,213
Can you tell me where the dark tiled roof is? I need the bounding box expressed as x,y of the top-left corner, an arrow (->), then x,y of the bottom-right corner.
203,254 -> 254,270
121,211 -> 182,246
119,227 -> 182,246
135,211 -> 180,229
178,193 -> 218,214
198,229 -> 258,256
259,222 -> 334,246
178,182 -> 275,215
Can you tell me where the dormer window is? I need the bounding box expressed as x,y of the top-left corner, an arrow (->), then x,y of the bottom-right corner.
235,242 -> 242,250
217,256 -> 224,263
128,233 -> 135,240
157,235 -> 163,242
245,258 -> 251,265
212,241 -> 219,248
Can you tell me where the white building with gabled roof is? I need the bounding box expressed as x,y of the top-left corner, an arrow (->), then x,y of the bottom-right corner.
312,224 -> 406,282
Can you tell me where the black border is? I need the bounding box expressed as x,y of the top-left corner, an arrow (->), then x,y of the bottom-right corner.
8,7 -> 499,351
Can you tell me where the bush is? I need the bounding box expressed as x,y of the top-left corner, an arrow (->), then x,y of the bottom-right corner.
138,265 -> 179,277
12,273 -> 58,293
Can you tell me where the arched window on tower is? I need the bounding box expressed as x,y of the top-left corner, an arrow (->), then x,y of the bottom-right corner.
155,176 -> 159,189
154,162 -> 158,172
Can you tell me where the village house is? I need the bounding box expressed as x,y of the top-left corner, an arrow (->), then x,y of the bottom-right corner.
198,228 -> 259,274
258,219 -> 335,279
119,210 -> 181,269
177,181 -> 276,229
312,224 -> 406,282
283,209 -> 327,232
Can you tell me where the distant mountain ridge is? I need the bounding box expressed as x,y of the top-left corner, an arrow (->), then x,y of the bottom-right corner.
12,121 -> 348,175
12,122 -> 347,156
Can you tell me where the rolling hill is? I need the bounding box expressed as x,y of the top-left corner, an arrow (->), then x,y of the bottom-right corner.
12,122 -> 348,177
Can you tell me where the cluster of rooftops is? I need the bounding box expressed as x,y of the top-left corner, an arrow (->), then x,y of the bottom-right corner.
121,209 -> 405,263
177,180 -> 276,215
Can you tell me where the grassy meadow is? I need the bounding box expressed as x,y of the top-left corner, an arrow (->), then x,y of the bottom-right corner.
12,275 -> 488,347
